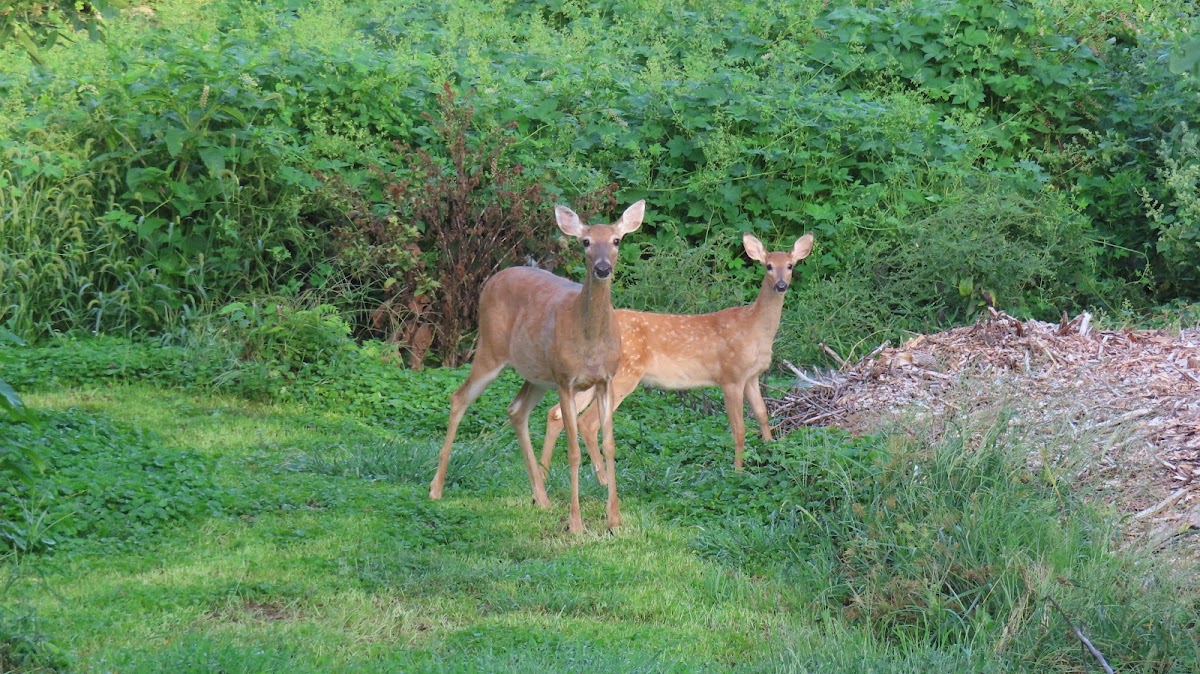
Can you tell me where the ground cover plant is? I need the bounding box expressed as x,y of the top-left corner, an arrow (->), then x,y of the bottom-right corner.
2,336 -> 1198,672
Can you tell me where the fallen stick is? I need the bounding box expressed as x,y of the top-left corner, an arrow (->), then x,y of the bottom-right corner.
1044,594 -> 1115,674
1092,408 -> 1153,431
820,342 -> 847,369
1132,488 -> 1188,521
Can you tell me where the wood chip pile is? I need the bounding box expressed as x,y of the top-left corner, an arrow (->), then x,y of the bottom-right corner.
769,308 -> 1200,548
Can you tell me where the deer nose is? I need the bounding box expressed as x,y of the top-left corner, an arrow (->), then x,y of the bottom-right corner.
774,280 -> 789,292
594,262 -> 613,279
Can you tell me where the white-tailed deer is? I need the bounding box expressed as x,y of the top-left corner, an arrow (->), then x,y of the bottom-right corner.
541,232 -> 814,483
429,201 -> 645,533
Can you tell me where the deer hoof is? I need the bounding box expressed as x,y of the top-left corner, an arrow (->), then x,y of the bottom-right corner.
568,515 -> 585,534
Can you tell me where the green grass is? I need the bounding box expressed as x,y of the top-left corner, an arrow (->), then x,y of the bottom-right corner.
6,385 -> 796,672
3,338 -> 1199,672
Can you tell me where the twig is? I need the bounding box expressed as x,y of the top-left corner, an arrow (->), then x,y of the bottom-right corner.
783,360 -> 837,389
1092,408 -> 1153,431
1132,488 -> 1188,521
820,342 -> 847,369
865,340 -> 890,360
1043,594 -> 1115,674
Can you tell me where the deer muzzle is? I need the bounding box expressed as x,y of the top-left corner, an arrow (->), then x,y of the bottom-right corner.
774,280 -> 789,292
593,261 -> 613,279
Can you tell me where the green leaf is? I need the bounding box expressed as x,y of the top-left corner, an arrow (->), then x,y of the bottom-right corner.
0,379 -> 27,421
164,127 -> 190,158
198,146 -> 226,177
1169,36 -> 1200,77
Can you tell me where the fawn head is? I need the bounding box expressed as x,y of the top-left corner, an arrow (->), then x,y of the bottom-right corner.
555,201 -> 645,281
743,232 -> 814,293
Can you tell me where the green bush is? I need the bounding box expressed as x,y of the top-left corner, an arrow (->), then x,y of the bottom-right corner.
1143,122 -> 1200,294
2,0 -> 1199,353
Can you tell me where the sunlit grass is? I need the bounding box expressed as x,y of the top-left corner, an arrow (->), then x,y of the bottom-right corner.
15,385 -> 798,671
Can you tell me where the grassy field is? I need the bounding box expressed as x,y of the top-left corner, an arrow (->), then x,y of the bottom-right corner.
3,339 -> 1199,672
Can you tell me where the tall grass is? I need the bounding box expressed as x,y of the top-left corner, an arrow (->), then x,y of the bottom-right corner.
0,160 -> 197,339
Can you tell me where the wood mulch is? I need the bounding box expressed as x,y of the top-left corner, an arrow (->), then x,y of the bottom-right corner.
768,308 -> 1200,551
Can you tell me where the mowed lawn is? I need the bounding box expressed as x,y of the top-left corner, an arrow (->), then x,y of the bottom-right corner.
13,382 -> 806,672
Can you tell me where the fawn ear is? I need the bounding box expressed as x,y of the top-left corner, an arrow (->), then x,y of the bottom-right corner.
743,233 -> 767,263
555,205 -> 586,239
613,200 -> 645,236
790,233 -> 814,263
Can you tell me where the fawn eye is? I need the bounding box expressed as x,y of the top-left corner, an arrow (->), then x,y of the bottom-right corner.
766,263 -> 773,271
787,263 -> 793,270
582,238 -> 591,248
612,237 -> 620,246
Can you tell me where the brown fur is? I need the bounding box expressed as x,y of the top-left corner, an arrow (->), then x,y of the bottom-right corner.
541,233 -> 814,483
429,201 -> 645,533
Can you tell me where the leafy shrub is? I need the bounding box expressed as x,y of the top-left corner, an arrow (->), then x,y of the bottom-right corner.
1142,122 -> 1200,294
197,300 -> 355,399
0,0 -> 117,67
3,0 -> 1200,350
320,85 -> 617,366
0,409 -> 232,553
613,236 -> 756,315
778,178 -> 1105,364
0,147 -> 194,339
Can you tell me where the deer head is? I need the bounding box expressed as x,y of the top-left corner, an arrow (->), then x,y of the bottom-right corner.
743,232 -> 814,293
555,200 -> 645,281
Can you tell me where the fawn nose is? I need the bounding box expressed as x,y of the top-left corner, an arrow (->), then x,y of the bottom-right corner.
774,280 -> 789,292
594,262 -> 613,279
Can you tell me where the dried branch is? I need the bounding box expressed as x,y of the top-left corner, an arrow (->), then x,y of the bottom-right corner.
1043,593 -> 1115,674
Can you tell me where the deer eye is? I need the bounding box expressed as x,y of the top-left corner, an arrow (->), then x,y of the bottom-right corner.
613,237 -> 620,246
787,263 -> 793,270
766,263 -> 773,271
582,238 -> 591,248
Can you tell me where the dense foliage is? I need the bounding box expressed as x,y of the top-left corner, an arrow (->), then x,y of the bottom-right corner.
1,0 -> 1198,364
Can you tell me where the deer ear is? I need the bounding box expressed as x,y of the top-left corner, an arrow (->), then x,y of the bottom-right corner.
613,200 -> 645,236
790,233 -> 814,262
555,205 -> 586,238
743,233 -> 767,263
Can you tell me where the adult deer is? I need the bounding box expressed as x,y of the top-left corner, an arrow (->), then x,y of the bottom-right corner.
429,201 -> 645,533
540,232 -> 814,483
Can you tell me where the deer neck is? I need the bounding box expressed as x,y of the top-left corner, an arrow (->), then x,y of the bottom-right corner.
577,275 -> 616,343
747,276 -> 786,341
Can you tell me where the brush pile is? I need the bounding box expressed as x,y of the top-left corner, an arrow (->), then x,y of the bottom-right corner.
770,308 -> 1200,548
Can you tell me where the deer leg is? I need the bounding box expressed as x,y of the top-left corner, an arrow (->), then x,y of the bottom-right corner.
507,381 -> 551,508
721,382 -> 747,471
540,405 -> 565,479
584,372 -> 640,487
431,359 -> 506,500
595,379 -> 621,529
574,388 -> 609,487
539,389 -> 601,484
558,383 -> 585,533
744,377 -> 772,443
